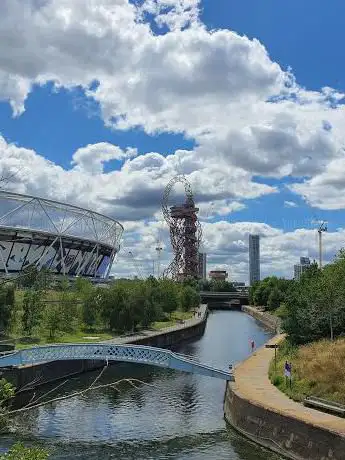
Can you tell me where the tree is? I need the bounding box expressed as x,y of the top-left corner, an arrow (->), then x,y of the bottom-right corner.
17,265 -> 39,288
74,277 -> 92,295
43,303 -> 64,340
34,268 -> 53,291
180,286 -> 200,312
0,443 -> 49,459
82,288 -> 104,330
210,280 -> 236,292
267,287 -> 282,311
281,253 -> 345,344
155,280 -> 179,317
199,279 -> 211,291
0,378 -> 15,429
22,290 -> 43,335
101,283 -> 128,331
0,284 -> 15,333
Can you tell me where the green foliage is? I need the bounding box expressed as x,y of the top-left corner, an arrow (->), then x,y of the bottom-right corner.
210,280 -> 237,292
0,378 -> 15,402
17,266 -> 52,291
74,277 -> 92,295
267,287 -> 282,311
17,266 -> 39,289
82,288 -> 104,330
0,284 -> 15,333
11,274 -> 200,343
249,276 -> 293,310
0,378 -> 15,429
0,443 -> 49,459
282,250 -> 345,344
22,290 -> 43,335
180,285 -> 200,312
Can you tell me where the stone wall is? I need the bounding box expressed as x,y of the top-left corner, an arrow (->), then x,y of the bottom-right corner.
2,311 -> 207,390
224,383 -> 345,460
241,305 -> 281,333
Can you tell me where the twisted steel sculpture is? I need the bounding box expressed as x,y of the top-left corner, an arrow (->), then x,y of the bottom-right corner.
162,175 -> 202,280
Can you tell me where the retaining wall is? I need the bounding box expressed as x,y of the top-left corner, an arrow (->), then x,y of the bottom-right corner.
2,310 -> 207,390
225,307 -> 345,459
224,383 -> 345,460
241,305 -> 281,333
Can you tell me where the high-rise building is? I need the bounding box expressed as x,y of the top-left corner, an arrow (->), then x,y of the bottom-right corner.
300,257 -> 311,266
294,257 -> 311,281
198,252 -> 207,280
249,234 -> 260,286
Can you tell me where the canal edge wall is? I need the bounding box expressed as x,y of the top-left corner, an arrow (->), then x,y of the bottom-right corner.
241,305 -> 281,333
224,382 -> 345,460
2,305 -> 208,390
224,310 -> 345,460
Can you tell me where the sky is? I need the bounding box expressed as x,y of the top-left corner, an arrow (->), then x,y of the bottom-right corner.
1,0 -> 345,282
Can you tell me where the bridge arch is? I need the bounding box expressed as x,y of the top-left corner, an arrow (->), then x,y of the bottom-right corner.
0,344 -> 234,381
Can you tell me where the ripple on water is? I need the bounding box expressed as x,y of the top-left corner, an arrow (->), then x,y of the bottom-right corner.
3,311 -> 281,459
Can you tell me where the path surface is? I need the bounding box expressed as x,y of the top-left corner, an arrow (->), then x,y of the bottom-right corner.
105,304 -> 207,345
233,334 -> 345,436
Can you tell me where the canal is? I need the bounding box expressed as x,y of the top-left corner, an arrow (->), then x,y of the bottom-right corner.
1,310 -> 283,459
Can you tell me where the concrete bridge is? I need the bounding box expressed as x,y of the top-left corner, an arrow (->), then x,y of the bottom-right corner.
199,291 -> 249,308
0,343 -> 234,381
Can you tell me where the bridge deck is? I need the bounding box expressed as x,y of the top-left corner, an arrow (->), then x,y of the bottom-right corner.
0,343 -> 234,381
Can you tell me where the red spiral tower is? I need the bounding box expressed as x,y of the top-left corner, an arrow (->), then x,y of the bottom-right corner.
162,175 -> 202,280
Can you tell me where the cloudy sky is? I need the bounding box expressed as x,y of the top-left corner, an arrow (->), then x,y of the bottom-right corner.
1,0 -> 345,282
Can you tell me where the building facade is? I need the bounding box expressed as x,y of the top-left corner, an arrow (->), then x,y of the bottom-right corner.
209,270 -> 228,281
294,256 -> 311,281
249,234 -> 260,286
198,252 -> 207,280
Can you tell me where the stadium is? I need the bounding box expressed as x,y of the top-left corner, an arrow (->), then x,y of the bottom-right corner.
0,190 -> 124,279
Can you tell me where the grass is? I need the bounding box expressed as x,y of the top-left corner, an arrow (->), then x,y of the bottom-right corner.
12,310 -> 195,349
151,310 -> 194,330
14,330 -> 116,349
269,338 -> 345,404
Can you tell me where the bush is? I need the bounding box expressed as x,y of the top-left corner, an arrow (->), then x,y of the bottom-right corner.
272,375 -> 283,387
0,443 -> 49,459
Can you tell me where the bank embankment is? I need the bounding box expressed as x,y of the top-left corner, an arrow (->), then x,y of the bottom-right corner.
2,305 -> 208,390
241,305 -> 281,333
224,333 -> 345,460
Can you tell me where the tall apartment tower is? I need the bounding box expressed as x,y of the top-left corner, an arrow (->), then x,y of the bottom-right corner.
249,234 -> 260,286
294,256 -> 311,281
198,252 -> 207,280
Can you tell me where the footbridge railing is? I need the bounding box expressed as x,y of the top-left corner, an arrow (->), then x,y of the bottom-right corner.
0,344 -> 234,381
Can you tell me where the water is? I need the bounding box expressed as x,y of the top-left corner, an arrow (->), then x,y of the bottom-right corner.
1,311 -> 283,459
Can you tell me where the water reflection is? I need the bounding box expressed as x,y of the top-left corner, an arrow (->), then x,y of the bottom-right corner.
3,311 -> 282,459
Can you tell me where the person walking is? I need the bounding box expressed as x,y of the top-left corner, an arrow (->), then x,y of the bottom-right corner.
250,339 -> 255,353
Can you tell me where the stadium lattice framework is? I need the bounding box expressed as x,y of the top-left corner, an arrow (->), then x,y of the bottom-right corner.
0,191 -> 124,279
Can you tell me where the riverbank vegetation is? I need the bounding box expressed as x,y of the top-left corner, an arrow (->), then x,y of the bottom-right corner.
269,338 -> 345,404
0,269 -> 200,348
252,250 -> 345,404
0,443 -> 49,459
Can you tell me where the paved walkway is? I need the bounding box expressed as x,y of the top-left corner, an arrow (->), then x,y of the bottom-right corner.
105,304 -> 207,345
233,334 -> 345,437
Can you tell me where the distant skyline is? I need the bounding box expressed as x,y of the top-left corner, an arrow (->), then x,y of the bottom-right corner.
0,0 -> 345,281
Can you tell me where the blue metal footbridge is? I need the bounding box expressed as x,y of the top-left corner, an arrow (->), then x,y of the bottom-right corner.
0,344 -> 234,381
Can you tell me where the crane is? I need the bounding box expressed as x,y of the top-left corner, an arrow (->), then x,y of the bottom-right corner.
312,220 -> 328,269
128,251 -> 144,279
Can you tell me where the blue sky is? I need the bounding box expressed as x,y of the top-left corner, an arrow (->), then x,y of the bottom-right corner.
0,0 -> 345,280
